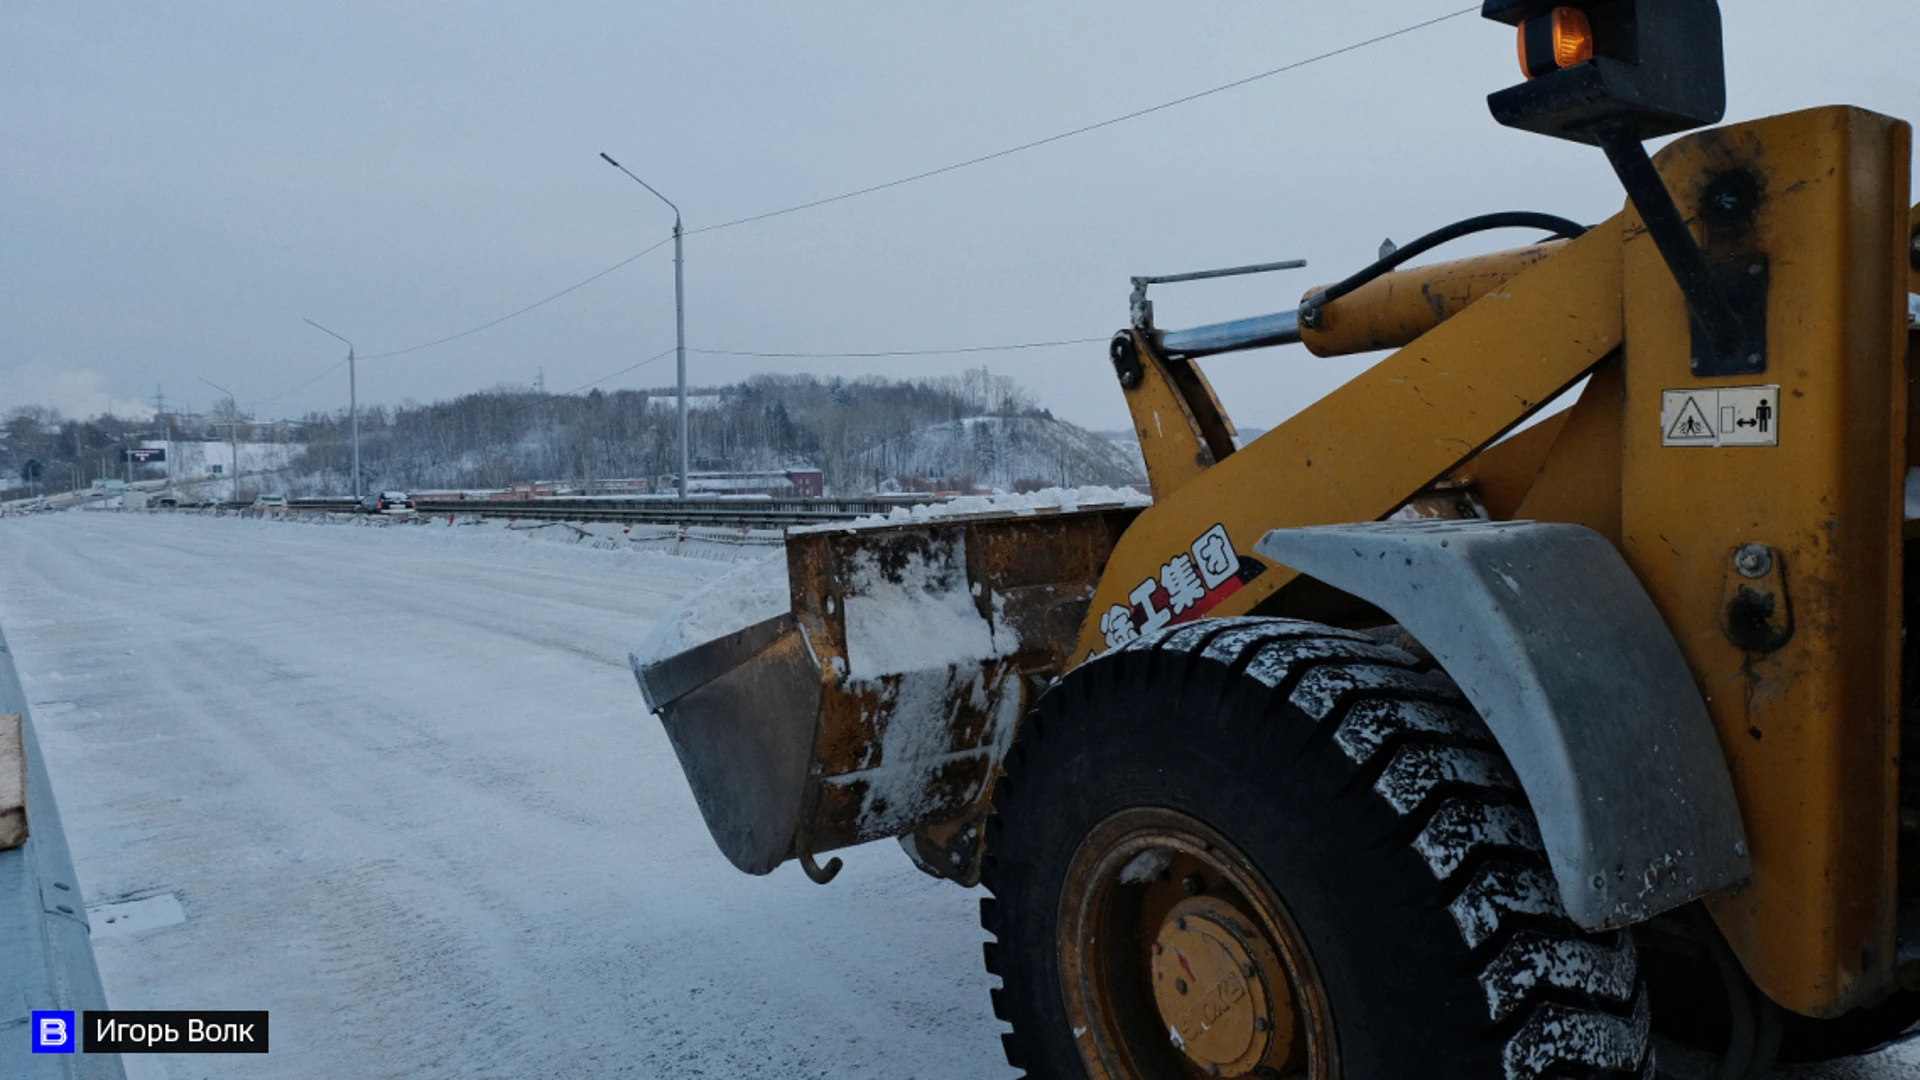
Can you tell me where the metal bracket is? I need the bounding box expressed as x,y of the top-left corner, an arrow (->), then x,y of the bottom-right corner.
1109,333 -> 1144,390
1690,256 -> 1769,376
1595,125 -> 1766,375
1129,258 -> 1305,333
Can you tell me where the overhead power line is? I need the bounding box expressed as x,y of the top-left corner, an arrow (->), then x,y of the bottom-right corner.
690,337 -> 1104,359
686,5 -> 1478,236
565,347 -> 678,395
362,234 -> 677,361
254,358 -> 349,406
245,7 -> 1470,406
571,335 -> 1100,394
249,235 -> 673,408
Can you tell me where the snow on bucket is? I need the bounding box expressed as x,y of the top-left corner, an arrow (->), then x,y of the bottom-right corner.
632,498 -> 1141,881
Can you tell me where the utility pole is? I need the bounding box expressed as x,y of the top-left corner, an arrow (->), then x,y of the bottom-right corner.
199,378 -> 243,504
600,151 -> 688,499
303,319 -> 360,499
153,383 -> 172,493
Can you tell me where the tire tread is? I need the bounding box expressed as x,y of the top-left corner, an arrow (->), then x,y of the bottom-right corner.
981,619 -> 1651,1079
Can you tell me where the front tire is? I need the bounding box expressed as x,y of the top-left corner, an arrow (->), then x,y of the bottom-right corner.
979,617 -> 1651,1079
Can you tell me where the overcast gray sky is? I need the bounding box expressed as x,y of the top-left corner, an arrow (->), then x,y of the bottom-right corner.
4,1 -> 1915,431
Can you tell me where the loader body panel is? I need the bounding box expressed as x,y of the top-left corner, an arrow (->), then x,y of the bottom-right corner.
1616,107 -> 1912,1017
1075,218 -> 1626,662
637,100 -> 1920,1030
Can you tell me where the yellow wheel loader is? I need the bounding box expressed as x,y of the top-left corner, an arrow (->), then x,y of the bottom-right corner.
635,1 -> 1920,1075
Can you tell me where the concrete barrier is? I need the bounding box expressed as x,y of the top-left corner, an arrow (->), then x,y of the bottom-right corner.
0,622 -> 123,1078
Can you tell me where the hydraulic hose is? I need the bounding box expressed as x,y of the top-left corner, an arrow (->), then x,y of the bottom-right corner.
1298,211 -> 1587,328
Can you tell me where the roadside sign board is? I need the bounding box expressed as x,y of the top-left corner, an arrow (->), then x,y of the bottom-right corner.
124,448 -> 166,464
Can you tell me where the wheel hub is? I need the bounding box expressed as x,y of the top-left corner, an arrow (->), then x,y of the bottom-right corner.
1149,896 -> 1295,1076
1056,807 -> 1335,1080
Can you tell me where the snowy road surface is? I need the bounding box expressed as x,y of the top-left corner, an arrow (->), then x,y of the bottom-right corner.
1,512 -> 1915,1079
1,512 -> 1011,1079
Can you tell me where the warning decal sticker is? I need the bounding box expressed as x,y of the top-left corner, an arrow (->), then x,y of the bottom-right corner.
1664,396 -> 1714,442
1660,386 -> 1779,447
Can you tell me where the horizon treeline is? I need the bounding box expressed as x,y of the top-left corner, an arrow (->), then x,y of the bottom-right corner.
4,371 -> 1141,499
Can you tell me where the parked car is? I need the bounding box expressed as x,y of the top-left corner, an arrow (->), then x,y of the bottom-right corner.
252,494 -> 287,510
374,491 -> 414,514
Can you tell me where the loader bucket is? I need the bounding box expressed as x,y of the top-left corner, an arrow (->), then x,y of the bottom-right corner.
635,505 -> 1139,877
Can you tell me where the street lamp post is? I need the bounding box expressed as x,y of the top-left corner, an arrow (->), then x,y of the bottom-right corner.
599,152 -> 688,499
198,377 -> 243,504
302,320 -> 360,500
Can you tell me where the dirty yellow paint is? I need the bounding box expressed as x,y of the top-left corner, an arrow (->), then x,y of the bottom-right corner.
1076,219 -> 1624,660
1081,108 -> 1914,1018
1616,107 -> 1911,1017
1301,242 -> 1567,357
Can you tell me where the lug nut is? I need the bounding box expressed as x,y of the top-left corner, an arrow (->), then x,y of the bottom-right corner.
1176,979 -> 1189,996
1243,962 -> 1257,978
1253,1016 -> 1271,1032
1181,874 -> 1206,896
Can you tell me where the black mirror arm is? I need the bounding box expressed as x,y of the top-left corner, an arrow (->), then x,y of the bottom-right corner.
1592,124 -> 1746,361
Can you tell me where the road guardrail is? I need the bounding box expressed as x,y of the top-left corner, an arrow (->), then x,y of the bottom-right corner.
0,622 -> 123,1078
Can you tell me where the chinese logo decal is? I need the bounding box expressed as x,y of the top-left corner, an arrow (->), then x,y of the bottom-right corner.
1098,523 -> 1264,651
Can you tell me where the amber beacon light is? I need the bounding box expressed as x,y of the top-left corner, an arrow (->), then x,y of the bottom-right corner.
1518,6 -> 1594,78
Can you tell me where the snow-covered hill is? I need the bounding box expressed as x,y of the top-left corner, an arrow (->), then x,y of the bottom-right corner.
860,415 -> 1144,491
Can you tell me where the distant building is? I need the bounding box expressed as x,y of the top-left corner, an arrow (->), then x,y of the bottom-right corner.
491,481 -> 565,500
662,469 -> 824,498
139,439 -> 302,481
585,477 -> 652,496
785,469 -> 824,497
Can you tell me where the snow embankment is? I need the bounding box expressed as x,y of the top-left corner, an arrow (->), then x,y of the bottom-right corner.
173,505 -> 785,564
796,484 -> 1148,532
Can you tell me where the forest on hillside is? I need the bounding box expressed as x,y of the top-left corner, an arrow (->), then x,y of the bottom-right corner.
283,371 -> 1141,495
3,373 -> 1143,500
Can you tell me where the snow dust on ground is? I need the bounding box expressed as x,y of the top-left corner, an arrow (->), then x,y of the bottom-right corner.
0,510 -> 1015,1079
2,509 -> 1916,1078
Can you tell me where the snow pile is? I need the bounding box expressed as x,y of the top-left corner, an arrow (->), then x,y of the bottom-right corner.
630,553 -> 792,673
795,485 -> 1148,533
